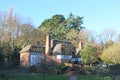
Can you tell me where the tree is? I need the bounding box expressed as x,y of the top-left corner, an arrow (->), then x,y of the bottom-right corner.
38,14 -> 66,39
0,6 -> 40,67
39,14 -> 65,29
98,29 -> 116,49
80,44 -> 98,66
117,34 -> 120,42
38,13 -> 84,40
18,23 -> 35,47
65,29 -> 80,47
67,13 -> 84,31
11,46 -> 21,66
100,42 -> 120,64
0,47 -> 4,66
52,20 -> 69,39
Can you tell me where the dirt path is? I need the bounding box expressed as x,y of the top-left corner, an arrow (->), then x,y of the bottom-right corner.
69,76 -> 77,80
65,71 -> 78,80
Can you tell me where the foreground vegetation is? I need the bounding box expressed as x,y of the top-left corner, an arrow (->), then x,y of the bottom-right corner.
0,74 -> 112,80
0,74 -> 69,80
0,66 -> 113,80
78,75 -> 111,80
0,63 -> 120,80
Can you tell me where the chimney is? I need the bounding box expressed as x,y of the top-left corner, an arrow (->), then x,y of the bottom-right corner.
45,35 -> 51,55
78,41 -> 83,50
37,41 -> 40,46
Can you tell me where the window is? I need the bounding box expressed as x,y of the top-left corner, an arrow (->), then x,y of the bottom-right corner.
53,55 -> 57,59
32,57 -> 34,60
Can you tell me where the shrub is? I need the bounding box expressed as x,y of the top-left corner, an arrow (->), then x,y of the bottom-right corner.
54,63 -> 69,74
109,64 -> 120,76
84,66 -> 97,74
84,66 -> 109,76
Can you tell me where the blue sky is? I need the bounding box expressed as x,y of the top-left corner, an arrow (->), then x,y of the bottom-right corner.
0,0 -> 120,33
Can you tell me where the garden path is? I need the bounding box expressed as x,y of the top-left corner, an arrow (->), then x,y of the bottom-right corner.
69,76 -> 77,80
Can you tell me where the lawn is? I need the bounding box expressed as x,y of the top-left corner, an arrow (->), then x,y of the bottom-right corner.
78,75 -> 111,80
0,74 -> 69,80
0,74 -> 111,80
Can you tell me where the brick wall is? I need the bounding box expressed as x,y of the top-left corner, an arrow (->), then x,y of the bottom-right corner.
20,52 -> 30,68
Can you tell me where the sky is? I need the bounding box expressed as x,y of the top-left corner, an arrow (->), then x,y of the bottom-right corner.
0,0 -> 120,33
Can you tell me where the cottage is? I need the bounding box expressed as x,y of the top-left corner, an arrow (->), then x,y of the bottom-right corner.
20,45 -> 45,68
20,35 -> 83,68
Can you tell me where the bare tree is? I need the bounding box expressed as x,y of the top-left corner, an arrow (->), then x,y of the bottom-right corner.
0,6 -> 40,67
98,29 -> 116,48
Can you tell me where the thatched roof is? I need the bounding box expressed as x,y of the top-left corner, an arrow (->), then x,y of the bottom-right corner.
52,43 -> 75,55
20,45 -> 45,53
20,45 -> 31,53
52,43 -> 62,54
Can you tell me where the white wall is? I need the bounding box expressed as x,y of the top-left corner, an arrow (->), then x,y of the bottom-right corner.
53,55 -> 72,60
30,52 -> 44,66
71,58 -> 82,62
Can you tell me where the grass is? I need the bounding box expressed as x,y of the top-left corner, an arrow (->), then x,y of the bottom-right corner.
0,68 -> 69,80
78,75 -> 111,80
0,74 -> 112,80
0,68 -> 112,80
0,74 -> 69,80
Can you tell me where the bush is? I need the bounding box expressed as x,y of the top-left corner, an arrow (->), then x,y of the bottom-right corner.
97,67 -> 109,77
109,64 -> 120,76
84,66 -> 109,76
0,69 -> 10,80
84,66 -> 97,74
54,63 -> 69,74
